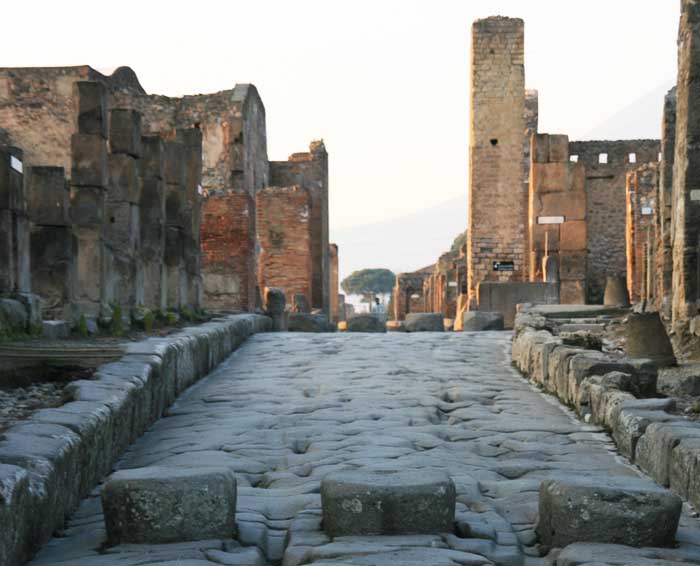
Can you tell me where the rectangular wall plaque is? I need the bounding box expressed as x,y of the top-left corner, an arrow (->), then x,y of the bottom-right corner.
10,156 -> 22,174
493,260 -> 515,272
537,215 -> 565,225
448,281 -> 458,288
691,190 -> 700,201
641,206 -> 653,215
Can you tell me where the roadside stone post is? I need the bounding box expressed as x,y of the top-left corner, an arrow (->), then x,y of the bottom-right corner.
70,81 -> 108,321
140,135 -> 167,311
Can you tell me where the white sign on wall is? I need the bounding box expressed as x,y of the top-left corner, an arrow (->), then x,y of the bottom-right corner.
448,281 -> 458,288
691,190 -> 700,202
10,156 -> 22,174
641,207 -> 653,215
537,215 -> 565,225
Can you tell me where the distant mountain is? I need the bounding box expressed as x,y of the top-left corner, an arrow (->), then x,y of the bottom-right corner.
331,196 -> 466,284
582,80 -> 675,141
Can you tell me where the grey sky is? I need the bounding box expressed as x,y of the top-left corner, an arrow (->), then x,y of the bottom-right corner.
7,0 -> 679,240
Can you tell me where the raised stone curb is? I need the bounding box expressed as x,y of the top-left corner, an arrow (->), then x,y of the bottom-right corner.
512,305 -> 700,516
0,313 -> 270,566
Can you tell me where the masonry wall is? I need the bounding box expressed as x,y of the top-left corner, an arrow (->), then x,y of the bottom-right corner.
269,141 -> 329,314
626,164 -> 659,303
468,17 -> 526,301
569,139 -> 660,303
392,271 -> 429,320
256,185 -> 313,308
528,134 -> 587,304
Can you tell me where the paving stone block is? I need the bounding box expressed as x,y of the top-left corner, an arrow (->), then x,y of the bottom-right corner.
321,469 -> 456,537
461,311 -> 504,331
102,466 -> 237,544
405,312 -> 445,332
537,477 -> 682,548
346,314 -> 387,332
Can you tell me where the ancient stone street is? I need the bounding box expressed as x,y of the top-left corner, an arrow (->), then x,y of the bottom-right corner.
29,332 -> 700,565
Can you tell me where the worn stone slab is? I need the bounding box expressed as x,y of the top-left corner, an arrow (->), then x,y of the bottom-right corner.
537,477 -> 682,548
321,470 -> 455,537
461,311 -> 504,331
405,313 -> 444,332
102,466 -> 237,544
346,314 -> 387,333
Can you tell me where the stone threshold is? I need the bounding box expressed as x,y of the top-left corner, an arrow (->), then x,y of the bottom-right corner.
0,313 -> 271,566
511,306 -> 700,515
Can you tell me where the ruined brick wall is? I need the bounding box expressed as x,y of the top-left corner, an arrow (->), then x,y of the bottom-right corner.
654,88 -> 676,315
200,191 -> 255,312
529,134 -> 587,304
568,139 -> 660,303
672,0 -> 700,326
269,141 -> 329,313
468,17 -> 526,301
626,164 -> 658,303
329,243 -> 339,322
256,185 -> 312,308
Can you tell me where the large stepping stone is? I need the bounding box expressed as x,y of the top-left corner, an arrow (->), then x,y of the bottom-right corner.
102,466 -> 237,544
461,311 -> 504,331
536,477 -> 682,548
321,469 -> 455,536
405,313 -> 445,332
346,314 -> 387,333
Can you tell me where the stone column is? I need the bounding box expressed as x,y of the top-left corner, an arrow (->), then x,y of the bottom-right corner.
672,0 -> 700,325
329,243 -> 339,322
70,81 -> 108,320
626,164 -> 658,304
176,127 -> 203,310
164,139 -> 187,311
27,166 -> 76,320
140,135 -> 167,312
105,108 -> 142,322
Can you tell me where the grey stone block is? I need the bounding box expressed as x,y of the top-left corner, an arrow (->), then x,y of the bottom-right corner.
108,154 -> 141,204
110,109 -> 142,157
536,477 -> 682,548
346,314 -> 387,333
461,311 -> 504,331
636,422 -> 700,486
41,320 -> 70,339
321,469 -> 455,536
0,464 -> 31,566
289,313 -> 331,332
102,466 -> 237,544
405,312 -> 445,332
26,166 -> 70,226
71,134 -> 108,188
74,81 -> 108,138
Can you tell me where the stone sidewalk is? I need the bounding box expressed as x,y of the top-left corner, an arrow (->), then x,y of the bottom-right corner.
30,333 -> 700,565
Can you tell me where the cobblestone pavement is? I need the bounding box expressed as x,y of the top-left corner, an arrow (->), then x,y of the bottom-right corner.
30,333 -> 700,565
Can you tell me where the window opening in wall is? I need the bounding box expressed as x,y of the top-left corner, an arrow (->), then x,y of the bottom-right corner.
490,139 -> 498,146
598,153 -> 608,164
629,153 -> 637,164
569,155 -> 579,163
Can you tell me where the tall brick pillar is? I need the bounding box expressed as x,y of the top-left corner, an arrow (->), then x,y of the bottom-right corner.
140,135 -> 167,311
164,139 -> 187,310
672,0 -> 700,325
27,166 -> 76,320
105,109 -> 142,316
70,81 -> 108,319
656,88 -> 676,315
0,146 -> 30,297
177,127 -> 203,309
468,17 -> 526,303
